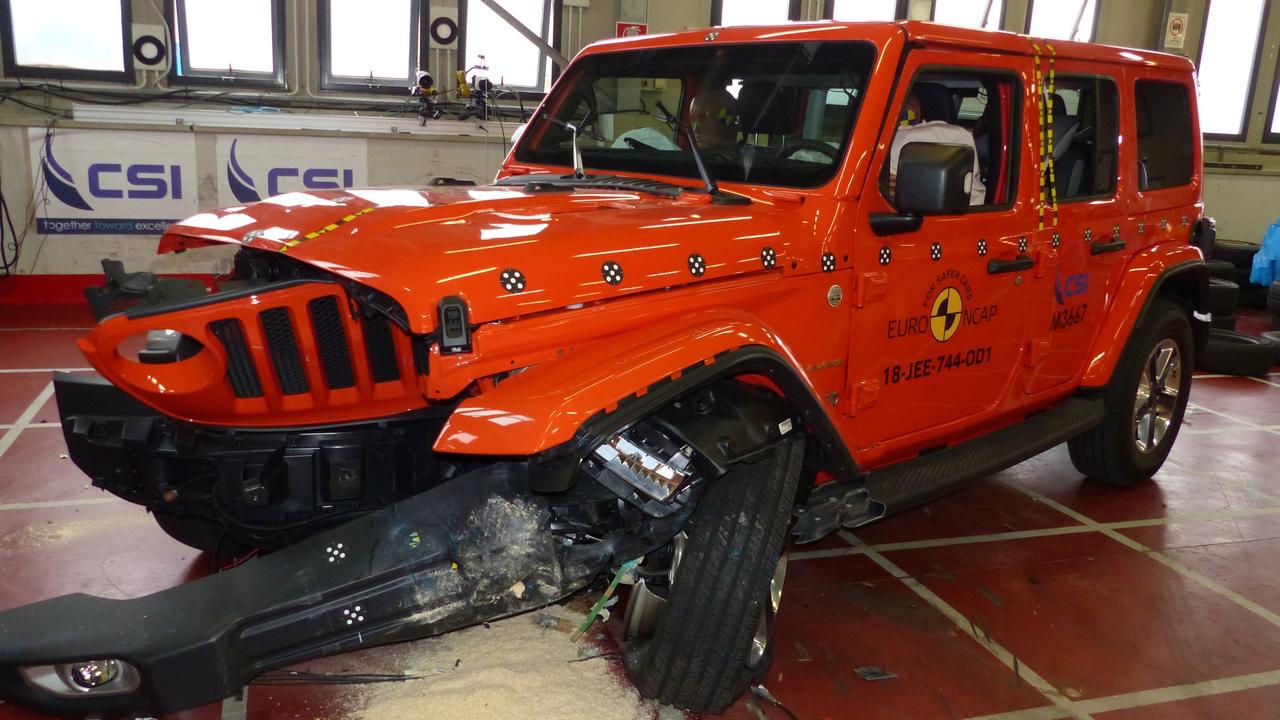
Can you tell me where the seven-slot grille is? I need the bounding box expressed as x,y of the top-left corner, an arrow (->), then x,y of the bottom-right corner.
208,293 -> 411,399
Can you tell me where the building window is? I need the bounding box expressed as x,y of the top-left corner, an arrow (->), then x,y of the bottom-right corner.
171,0 -> 285,86
460,0 -> 554,92
1197,0 -> 1267,139
933,0 -> 1004,30
1026,0 -> 1096,42
829,0 -> 898,22
1134,80 -> 1194,191
714,0 -> 792,26
0,0 -> 131,82
1268,56 -> 1280,143
320,0 -> 420,93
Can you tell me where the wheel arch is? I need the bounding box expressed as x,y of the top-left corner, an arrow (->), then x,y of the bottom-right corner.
431,313 -> 858,494
1081,249 -> 1208,388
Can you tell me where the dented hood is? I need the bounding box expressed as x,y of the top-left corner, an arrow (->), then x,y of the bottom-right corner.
162,183 -> 810,333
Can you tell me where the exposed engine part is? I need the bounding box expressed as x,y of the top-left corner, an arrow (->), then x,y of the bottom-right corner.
586,423 -> 700,517
595,434 -> 693,502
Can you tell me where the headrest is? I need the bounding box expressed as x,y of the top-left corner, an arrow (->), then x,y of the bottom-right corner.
911,82 -> 952,123
736,81 -> 796,134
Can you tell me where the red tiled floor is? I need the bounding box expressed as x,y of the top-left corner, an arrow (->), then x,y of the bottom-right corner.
0,427 -> 105,504
1184,376 -> 1280,427
884,533 -> 1280,701
0,502 -> 207,609
1093,681 -> 1280,719
0,330 -> 91,370
718,577 -> 1053,720
0,372 -> 49,425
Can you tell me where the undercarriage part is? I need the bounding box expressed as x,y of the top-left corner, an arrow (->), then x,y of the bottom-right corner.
0,464 -> 610,719
55,372 -> 456,549
793,396 -> 1104,543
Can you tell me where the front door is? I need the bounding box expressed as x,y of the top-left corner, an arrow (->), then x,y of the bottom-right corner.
846,55 -> 1037,465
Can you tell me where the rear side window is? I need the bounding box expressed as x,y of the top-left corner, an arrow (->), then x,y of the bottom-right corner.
1134,80 -> 1194,190
1052,76 -> 1119,201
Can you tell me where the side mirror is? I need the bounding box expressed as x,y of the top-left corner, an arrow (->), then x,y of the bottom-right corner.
895,142 -> 974,215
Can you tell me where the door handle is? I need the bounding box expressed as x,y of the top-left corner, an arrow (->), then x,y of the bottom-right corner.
1090,239 -> 1126,255
987,255 -> 1035,274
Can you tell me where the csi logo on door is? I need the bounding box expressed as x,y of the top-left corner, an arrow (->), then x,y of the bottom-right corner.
1054,272 -> 1089,305
41,133 -> 183,211
226,139 -> 356,203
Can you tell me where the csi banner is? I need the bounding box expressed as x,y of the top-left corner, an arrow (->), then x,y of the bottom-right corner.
29,128 -> 198,235
215,135 -> 368,206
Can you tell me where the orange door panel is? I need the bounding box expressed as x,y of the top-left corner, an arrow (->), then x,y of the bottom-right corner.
846,50 -> 1038,466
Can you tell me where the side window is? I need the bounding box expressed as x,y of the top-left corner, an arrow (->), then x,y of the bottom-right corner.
1134,80 -> 1194,190
1052,76 -> 1119,201
882,70 -> 1019,209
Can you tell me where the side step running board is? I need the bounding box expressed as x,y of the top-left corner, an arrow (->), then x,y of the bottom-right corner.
794,396 -> 1104,543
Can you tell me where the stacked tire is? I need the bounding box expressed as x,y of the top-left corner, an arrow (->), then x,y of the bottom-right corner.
1195,240 -> 1276,376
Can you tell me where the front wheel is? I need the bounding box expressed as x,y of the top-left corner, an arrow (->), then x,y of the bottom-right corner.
623,436 -> 803,713
1068,298 -> 1193,486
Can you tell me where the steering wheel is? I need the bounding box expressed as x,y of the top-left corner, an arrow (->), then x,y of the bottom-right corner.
777,139 -> 839,162
624,137 -> 659,151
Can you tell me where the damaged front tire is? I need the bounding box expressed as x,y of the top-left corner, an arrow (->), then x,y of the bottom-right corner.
623,436 -> 803,713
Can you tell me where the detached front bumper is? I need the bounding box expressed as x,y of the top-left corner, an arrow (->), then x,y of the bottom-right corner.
0,464 -> 609,718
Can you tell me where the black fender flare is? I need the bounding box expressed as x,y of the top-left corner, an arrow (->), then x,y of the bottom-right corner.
527,345 -> 860,493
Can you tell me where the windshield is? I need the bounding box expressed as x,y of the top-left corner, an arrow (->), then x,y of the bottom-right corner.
514,41 -> 877,189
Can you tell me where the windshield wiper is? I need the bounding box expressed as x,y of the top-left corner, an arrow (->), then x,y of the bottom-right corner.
540,113 -> 586,179
654,100 -> 718,197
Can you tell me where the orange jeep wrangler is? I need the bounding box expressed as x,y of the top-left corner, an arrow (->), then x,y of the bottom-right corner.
0,20 -> 1212,718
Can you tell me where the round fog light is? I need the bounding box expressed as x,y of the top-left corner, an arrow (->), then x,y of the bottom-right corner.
68,660 -> 120,690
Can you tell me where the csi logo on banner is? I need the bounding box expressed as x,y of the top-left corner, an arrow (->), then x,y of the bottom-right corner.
216,136 -> 368,206
28,128 -> 198,235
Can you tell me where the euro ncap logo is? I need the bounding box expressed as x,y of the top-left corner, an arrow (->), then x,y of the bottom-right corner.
226,139 -> 261,203
930,286 -> 964,342
40,132 -> 93,211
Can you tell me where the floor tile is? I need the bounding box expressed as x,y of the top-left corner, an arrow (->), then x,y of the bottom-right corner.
1093,680 -> 1280,719
0,503 -> 206,609
717,579 -> 1052,720
885,534 -> 1280,700
1010,440 -> 1279,524
856,474 -> 1085,547
0,373 -> 49,426
0,428 -> 103,504
0,331 -> 91,371
1187,376 -> 1280,428
1161,537 -> 1280,619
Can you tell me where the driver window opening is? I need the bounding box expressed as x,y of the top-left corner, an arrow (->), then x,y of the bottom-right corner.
882,70 -> 1019,210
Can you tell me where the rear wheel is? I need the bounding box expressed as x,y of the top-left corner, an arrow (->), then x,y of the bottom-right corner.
623,436 -> 803,713
1068,298 -> 1192,486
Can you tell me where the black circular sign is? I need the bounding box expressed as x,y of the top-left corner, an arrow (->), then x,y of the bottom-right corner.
132,34 -> 167,66
430,17 -> 458,47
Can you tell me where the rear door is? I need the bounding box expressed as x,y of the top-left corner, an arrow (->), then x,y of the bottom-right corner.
846,52 -> 1038,465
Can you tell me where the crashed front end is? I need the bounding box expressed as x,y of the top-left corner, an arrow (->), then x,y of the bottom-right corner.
0,176 -> 806,716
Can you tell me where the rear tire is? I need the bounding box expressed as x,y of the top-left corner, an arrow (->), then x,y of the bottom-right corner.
1068,298 -> 1192,486
624,437 -> 803,713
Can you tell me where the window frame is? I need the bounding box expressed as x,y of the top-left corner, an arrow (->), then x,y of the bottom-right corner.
167,0 -> 287,88
1050,73 -> 1120,204
929,0 -> 1007,30
457,0 -> 561,97
1023,0 -> 1099,43
821,0 -> 908,21
711,0 -> 802,25
1196,0 -> 1271,142
0,0 -> 134,82
317,0 -> 423,95
1265,46 -> 1280,144
879,65 -> 1024,214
